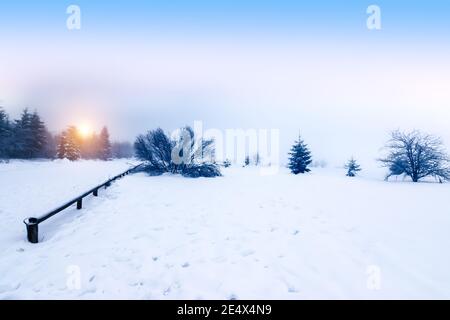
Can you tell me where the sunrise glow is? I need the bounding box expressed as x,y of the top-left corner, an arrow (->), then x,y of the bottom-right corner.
78,124 -> 93,138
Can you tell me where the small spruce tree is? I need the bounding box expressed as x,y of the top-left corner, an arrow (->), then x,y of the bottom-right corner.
98,126 -> 112,160
288,136 -> 312,174
223,159 -> 231,168
345,157 -> 362,177
57,126 -> 81,161
254,153 -> 261,166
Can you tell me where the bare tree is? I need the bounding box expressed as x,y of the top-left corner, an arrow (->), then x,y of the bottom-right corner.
379,130 -> 450,183
134,126 -> 221,177
134,128 -> 173,173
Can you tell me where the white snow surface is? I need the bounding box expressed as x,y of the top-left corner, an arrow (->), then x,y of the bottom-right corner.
1,160 -> 450,299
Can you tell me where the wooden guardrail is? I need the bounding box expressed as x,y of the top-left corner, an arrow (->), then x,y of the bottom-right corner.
23,163 -> 144,243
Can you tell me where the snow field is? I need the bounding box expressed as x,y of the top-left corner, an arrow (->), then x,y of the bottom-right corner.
1,161 -> 450,299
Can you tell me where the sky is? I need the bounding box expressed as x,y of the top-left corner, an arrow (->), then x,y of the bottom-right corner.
1,1 -> 450,167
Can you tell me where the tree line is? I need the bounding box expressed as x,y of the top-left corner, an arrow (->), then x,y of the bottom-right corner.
288,130 -> 450,183
3,107 -> 450,183
0,108 -> 133,161
135,126 -> 450,182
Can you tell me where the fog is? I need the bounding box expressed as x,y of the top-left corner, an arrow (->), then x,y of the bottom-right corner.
1,2 -> 450,169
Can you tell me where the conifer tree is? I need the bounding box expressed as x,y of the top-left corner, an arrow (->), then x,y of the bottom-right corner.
223,159 -> 231,168
0,107 -> 12,159
57,126 -> 81,161
288,136 -> 312,174
98,126 -> 112,160
29,111 -> 48,157
12,109 -> 33,158
345,157 -> 362,177
254,152 -> 261,166
56,132 -> 67,159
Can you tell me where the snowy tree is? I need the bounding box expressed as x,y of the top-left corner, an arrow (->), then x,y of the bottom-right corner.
8,109 -> 48,159
253,153 -> 261,166
42,131 -> 57,159
379,130 -> 450,182
98,126 -> 112,160
134,126 -> 221,177
223,159 -> 231,168
57,126 -> 81,161
11,109 -> 33,158
345,157 -> 362,177
135,128 -> 173,173
288,136 -> 312,174
56,132 -> 67,159
0,107 -> 12,159
30,111 -> 48,157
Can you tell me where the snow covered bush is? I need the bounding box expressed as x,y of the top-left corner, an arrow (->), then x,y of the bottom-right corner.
222,159 -> 232,168
345,157 -> 362,177
379,130 -> 450,182
181,163 -> 221,178
134,126 -> 221,178
244,156 -> 250,167
288,136 -> 312,174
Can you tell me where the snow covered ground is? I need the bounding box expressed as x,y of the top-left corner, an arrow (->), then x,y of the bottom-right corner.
1,160 -> 450,299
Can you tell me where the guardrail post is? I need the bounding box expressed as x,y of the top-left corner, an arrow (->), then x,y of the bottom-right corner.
93,189 -> 98,197
77,199 -> 82,210
24,218 -> 39,244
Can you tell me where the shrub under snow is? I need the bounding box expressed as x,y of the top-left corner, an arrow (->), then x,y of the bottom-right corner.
134,126 -> 221,178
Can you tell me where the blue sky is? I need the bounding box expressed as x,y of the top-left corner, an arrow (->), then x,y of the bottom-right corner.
1,1 -> 450,36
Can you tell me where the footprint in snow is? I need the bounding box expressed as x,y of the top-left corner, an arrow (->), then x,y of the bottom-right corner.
0,283 -> 21,293
163,287 -> 171,296
288,286 -> 299,293
241,249 -> 255,257
129,281 -> 144,287
213,256 -> 227,263
292,230 -> 300,235
80,287 -> 97,296
182,262 -> 190,268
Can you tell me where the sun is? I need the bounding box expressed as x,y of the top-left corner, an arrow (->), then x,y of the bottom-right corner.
78,124 -> 93,138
